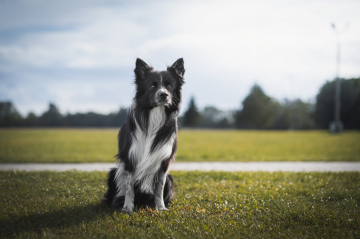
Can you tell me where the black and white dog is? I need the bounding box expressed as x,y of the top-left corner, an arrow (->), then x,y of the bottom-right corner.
104,58 -> 185,212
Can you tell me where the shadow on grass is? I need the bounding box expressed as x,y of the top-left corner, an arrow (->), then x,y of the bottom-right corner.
0,202 -> 115,237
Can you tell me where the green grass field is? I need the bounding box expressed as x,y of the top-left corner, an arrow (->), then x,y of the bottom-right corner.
1,171 -> 359,238
0,129 -> 359,163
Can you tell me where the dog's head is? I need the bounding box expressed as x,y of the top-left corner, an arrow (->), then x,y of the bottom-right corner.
133,58 -> 185,110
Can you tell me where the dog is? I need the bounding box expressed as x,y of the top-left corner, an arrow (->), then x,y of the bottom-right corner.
103,58 -> 185,212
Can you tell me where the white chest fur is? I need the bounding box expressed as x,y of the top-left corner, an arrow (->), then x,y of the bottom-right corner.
128,106 -> 175,194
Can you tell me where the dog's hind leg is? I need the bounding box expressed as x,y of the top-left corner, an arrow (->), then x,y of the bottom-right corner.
122,171 -> 135,213
154,169 -> 169,210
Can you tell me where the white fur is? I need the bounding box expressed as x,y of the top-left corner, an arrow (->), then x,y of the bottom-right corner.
115,105 -> 174,196
114,163 -> 127,199
154,169 -> 169,210
121,171 -> 135,212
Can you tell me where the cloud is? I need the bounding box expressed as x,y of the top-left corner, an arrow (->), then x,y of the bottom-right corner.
0,0 -> 360,115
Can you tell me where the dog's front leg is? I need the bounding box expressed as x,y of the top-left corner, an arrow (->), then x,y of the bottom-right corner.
154,169 -> 168,210
122,172 -> 135,213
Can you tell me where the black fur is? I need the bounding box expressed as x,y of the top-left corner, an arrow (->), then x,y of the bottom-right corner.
103,58 -> 185,209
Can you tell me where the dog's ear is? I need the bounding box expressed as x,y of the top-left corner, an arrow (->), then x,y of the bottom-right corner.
168,58 -> 185,80
134,58 -> 153,80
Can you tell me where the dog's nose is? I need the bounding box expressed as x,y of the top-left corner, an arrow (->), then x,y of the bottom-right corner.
160,92 -> 168,99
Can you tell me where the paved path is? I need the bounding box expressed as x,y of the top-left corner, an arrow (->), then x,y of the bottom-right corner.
1,162 -> 360,172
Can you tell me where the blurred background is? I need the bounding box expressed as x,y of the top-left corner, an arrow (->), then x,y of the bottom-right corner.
1,0 -> 360,130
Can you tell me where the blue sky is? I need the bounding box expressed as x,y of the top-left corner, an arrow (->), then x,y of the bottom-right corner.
1,0 -> 360,116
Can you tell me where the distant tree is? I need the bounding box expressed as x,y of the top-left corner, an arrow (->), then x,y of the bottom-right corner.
235,84 -> 277,129
272,99 -> 315,130
216,117 -> 232,128
315,78 -> 360,129
63,112 -> 105,127
287,99 -> 315,129
0,102 -> 23,127
39,103 -> 62,126
25,112 -> 38,126
111,108 -> 128,127
182,97 -> 200,127
199,106 -> 234,128
270,101 -> 289,129
100,107 -> 128,127
200,106 -> 222,128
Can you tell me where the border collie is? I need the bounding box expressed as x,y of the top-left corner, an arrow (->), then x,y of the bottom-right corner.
103,58 -> 185,212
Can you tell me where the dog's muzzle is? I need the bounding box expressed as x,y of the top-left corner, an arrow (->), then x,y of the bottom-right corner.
156,89 -> 171,105
160,92 -> 168,99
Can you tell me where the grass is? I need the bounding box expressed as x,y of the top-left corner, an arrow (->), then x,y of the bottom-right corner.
0,171 -> 359,238
0,129 -> 360,163
177,130 -> 360,162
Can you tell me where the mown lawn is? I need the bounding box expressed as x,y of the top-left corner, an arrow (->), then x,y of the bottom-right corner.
0,171 -> 359,238
0,129 -> 359,163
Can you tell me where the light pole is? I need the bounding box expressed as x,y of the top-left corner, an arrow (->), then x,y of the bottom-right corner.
330,23 -> 343,133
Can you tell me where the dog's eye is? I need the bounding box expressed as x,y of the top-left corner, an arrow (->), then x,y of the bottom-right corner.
150,84 -> 156,88
166,84 -> 173,89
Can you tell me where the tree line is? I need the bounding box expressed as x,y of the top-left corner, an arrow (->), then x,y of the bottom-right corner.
0,103 -> 128,128
180,77 -> 360,130
1,77 -> 359,129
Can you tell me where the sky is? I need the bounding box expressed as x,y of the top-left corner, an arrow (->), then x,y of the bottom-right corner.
0,0 -> 360,116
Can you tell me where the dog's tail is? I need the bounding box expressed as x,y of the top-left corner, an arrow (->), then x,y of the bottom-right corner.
164,174 -> 174,206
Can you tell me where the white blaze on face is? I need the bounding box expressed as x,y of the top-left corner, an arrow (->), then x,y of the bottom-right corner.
157,87 -> 168,95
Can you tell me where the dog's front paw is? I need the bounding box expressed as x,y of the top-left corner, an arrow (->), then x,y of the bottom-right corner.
155,205 -> 169,211
121,207 -> 134,213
